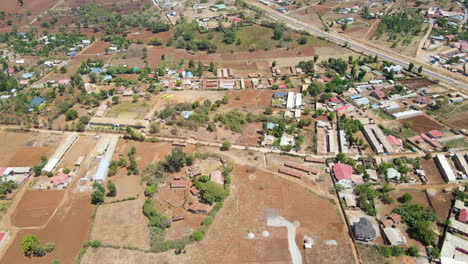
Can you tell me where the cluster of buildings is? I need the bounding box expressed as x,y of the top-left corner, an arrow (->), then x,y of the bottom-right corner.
0,167 -> 32,184
435,153 -> 468,183
441,196 -> 468,263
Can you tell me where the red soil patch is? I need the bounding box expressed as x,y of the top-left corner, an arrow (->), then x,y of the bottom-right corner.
7,147 -> 53,167
11,190 -> 65,228
1,193 -> 94,264
223,89 -> 296,112
236,122 -> 262,146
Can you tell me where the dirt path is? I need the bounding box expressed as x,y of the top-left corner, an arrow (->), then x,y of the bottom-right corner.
415,21 -> 434,61
267,216 -> 302,264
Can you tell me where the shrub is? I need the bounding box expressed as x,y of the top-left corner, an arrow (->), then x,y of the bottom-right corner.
221,141 -> 231,151
202,216 -> 213,226
144,184 -> 157,197
62,168 -> 70,174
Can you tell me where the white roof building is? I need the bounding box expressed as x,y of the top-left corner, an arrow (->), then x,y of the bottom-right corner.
286,92 -> 295,109
436,154 -> 456,182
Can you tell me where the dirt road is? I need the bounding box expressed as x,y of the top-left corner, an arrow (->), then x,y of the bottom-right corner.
268,216 -> 302,264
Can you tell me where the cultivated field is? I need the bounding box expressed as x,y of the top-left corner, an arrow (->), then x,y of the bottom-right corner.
1,193 -> 94,264
398,114 -> 446,134
10,190 -> 64,228
107,101 -> 154,119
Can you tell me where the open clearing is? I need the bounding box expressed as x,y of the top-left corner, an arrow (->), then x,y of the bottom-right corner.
81,164 -> 355,263
0,131 -> 62,167
420,159 -> 445,184
107,101 -> 154,119
91,196 -> 150,249
10,190 -> 65,228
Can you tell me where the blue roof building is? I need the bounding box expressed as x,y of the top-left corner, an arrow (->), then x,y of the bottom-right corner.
273,92 -> 288,98
103,75 -> 113,81
29,96 -> 45,108
21,72 -> 34,79
354,97 -> 369,105
349,94 -> 362,99
181,111 -> 194,119
266,122 -> 279,130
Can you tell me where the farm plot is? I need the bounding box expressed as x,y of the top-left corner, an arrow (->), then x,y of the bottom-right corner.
106,101 -> 154,119
445,111 -> 468,130
397,114 -> 445,134
399,78 -> 435,91
1,193 -> 94,264
223,89 -> 284,112
91,197 -> 150,249
10,190 -> 65,228
81,164 -> 355,264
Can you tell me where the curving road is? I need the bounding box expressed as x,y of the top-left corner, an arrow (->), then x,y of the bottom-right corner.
248,1 -> 468,90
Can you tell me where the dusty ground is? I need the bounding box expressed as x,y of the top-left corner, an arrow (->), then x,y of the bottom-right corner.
10,190 -> 65,228
420,159 -> 445,184
0,131 -> 62,167
55,135 -> 98,170
426,189 -> 453,220
81,164 -> 355,264
91,196 -> 151,250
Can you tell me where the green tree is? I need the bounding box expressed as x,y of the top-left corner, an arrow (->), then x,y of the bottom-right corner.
65,109 -> 78,121
401,193 -> 413,203
106,181 -> 116,197
21,234 -> 44,257
264,107 -> 273,115
408,62 -> 414,72
407,246 -> 419,257
417,66 -> 423,74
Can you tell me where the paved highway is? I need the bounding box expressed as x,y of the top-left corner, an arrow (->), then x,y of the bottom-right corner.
249,2 -> 468,90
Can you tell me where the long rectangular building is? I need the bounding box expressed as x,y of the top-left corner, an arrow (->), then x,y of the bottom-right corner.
278,167 -> 305,179
89,117 -> 149,129
284,162 -> 320,174
435,154 -> 457,182
454,154 -> 468,176
362,125 -> 395,154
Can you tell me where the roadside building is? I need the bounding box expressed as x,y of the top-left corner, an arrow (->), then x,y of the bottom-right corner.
454,154 -> 468,176
278,167 -> 305,179
88,117 -> 149,129
304,157 -> 326,164
435,154 -> 457,183
440,233 -> 468,264
362,125 -> 395,154
333,163 -> 353,185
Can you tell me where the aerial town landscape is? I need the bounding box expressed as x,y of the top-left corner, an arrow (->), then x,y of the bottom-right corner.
0,0 -> 466,263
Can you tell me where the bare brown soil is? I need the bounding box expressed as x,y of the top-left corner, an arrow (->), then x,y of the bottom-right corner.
1,192 -> 94,264
398,115 -> 445,134
445,112 -> 468,130
10,190 -> 65,228
420,159 -> 445,184
399,79 -> 435,90
235,122 -> 262,146
426,189 -> 453,219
